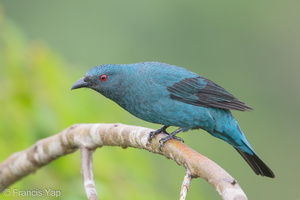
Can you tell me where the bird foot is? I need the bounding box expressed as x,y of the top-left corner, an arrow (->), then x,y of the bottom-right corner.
158,128 -> 184,148
148,125 -> 169,142
159,134 -> 184,148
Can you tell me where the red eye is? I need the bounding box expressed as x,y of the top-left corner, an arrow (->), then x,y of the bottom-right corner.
99,74 -> 107,81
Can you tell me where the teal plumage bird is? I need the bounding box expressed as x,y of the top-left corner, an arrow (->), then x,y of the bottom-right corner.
71,62 -> 275,178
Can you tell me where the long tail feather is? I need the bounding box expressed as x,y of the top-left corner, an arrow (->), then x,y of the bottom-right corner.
235,148 -> 275,178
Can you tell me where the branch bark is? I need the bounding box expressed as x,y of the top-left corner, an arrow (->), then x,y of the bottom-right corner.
0,123 -> 247,200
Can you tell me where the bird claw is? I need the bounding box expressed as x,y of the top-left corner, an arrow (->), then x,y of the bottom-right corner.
159,135 -> 184,148
148,130 -> 161,142
148,125 -> 169,142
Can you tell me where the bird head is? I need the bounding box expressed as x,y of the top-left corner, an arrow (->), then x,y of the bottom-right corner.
71,64 -> 128,100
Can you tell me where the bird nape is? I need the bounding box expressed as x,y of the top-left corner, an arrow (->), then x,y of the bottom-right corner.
71,61 -> 275,178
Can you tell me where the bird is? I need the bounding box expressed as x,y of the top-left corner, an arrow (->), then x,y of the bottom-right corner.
71,61 -> 275,178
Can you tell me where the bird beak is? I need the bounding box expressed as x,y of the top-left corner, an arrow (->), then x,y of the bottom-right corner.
71,77 -> 89,90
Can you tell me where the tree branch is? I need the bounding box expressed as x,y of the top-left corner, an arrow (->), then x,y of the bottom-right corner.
0,123 -> 247,200
81,147 -> 98,200
180,165 -> 192,200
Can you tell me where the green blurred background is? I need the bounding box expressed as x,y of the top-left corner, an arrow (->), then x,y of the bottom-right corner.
0,1 -> 299,199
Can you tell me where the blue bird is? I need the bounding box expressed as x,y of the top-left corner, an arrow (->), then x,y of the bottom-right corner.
71,62 -> 275,178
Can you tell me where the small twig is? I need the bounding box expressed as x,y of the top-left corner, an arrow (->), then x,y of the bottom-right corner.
180,166 -> 192,200
81,147 -> 98,200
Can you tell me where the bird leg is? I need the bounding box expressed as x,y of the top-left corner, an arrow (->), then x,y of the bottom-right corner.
148,125 -> 170,142
159,128 -> 184,148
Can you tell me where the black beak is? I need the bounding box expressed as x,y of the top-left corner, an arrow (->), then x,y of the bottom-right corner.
71,77 -> 89,90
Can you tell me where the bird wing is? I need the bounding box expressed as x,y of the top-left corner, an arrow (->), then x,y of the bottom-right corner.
167,76 -> 252,111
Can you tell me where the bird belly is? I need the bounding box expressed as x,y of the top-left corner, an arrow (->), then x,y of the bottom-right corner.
121,98 -> 215,132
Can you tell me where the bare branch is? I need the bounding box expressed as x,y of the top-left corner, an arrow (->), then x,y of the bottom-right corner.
0,123 -> 248,200
180,165 -> 192,200
81,147 -> 98,200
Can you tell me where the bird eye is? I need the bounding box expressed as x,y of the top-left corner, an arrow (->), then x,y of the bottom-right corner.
99,74 -> 107,81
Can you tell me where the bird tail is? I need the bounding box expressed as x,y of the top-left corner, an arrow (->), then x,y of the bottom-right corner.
234,148 -> 275,178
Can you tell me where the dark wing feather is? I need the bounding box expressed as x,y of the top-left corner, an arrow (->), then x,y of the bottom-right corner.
167,76 -> 252,111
